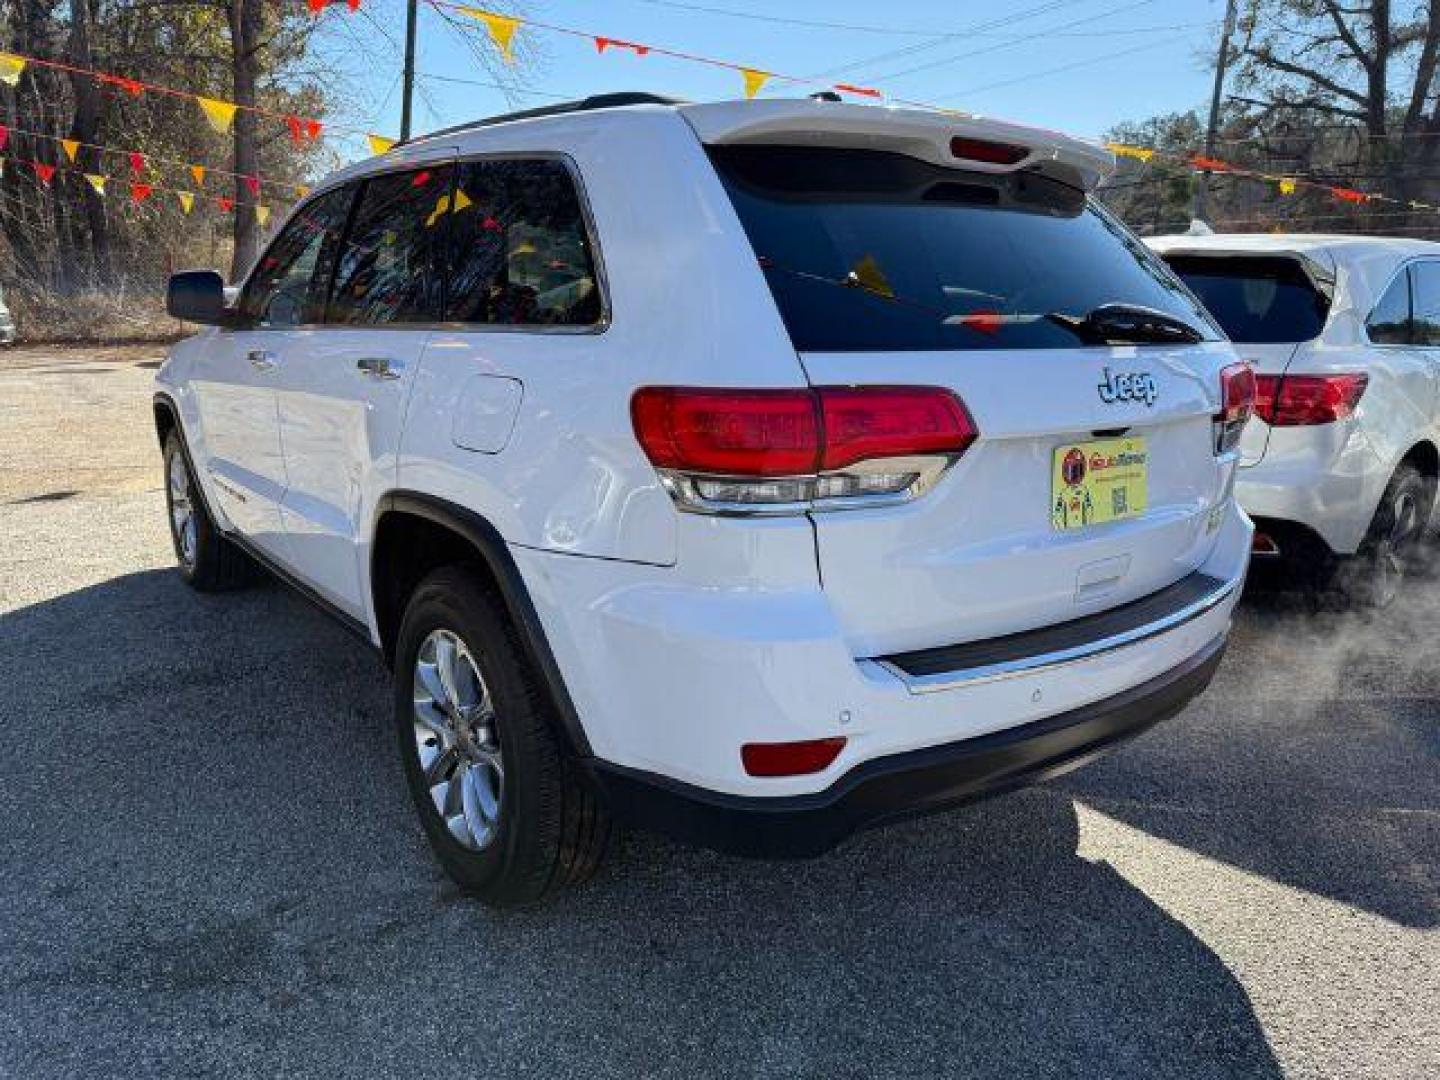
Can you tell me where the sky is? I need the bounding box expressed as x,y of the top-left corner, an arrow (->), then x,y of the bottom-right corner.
317,0 -> 1226,159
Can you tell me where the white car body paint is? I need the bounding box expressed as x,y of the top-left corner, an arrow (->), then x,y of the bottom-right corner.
159,98 -> 1252,802
1149,233 -> 1440,555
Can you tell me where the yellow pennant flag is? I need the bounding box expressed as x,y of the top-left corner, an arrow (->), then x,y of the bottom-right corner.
462,8 -> 521,62
0,53 -> 26,86
189,164 -> 206,188
61,138 -> 80,163
84,173 -> 106,195
367,133 -> 396,155
1278,178 -> 1297,196
1105,142 -> 1154,163
255,204 -> 271,227
195,95 -> 239,134
176,191 -> 195,214
295,184 -> 311,198
741,69 -> 769,100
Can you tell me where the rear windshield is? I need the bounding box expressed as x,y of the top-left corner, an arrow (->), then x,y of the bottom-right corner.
1162,254 -> 1329,344
710,145 -> 1218,352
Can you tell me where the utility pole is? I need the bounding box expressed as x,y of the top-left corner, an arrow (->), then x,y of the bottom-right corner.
1194,0 -> 1239,225
400,0 -> 418,141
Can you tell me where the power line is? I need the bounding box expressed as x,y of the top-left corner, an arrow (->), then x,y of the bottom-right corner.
619,0 -> 1202,42
873,0 -> 1169,84
810,0 -> 1077,79
940,36 -> 1189,101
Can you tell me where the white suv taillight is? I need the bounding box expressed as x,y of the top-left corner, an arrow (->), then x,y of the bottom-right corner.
1214,363 -> 1256,455
631,386 -> 978,515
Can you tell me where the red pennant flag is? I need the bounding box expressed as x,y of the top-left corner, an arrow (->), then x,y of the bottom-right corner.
0,124 -> 9,151
217,195 -> 235,212
128,151 -> 146,174
307,0 -> 328,11
242,174 -> 261,197
411,170 -> 432,187
348,0 -> 360,9
32,161 -> 55,186
1189,155 -> 1230,172
594,37 -> 649,55
834,82 -> 881,98
100,73 -> 145,97
287,116 -> 322,144
1331,186 -> 1369,204
130,181 -> 153,204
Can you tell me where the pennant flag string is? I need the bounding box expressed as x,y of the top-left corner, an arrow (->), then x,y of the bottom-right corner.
0,121 -> 298,193
0,151 -> 291,217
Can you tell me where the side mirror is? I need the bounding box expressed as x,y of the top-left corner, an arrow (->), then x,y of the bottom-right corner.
167,269 -> 229,325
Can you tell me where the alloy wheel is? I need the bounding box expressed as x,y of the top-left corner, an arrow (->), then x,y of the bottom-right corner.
1374,489 -> 1422,608
412,628 -> 505,851
167,451 -> 197,568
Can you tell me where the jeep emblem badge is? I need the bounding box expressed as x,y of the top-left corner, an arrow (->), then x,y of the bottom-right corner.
1097,367 -> 1158,407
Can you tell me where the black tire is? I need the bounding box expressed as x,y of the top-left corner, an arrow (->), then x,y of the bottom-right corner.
393,565 -> 611,907
1329,463 -> 1435,609
162,431 -> 254,592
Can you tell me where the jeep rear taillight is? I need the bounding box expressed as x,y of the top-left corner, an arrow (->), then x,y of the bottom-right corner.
1214,363 -> 1256,454
631,386 -> 977,515
1253,373 -> 1368,426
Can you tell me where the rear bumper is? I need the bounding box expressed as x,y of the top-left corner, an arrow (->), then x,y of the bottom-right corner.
587,633 -> 1226,858
1236,422 -> 1385,555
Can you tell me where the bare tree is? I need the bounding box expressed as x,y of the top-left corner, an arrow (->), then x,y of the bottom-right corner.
1236,0 -> 1440,220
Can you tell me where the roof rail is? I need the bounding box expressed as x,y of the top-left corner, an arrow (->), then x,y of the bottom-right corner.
399,92 -> 688,147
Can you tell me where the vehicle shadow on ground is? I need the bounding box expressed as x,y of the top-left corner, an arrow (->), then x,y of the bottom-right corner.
0,570 -> 1288,1077
1059,577 -> 1440,930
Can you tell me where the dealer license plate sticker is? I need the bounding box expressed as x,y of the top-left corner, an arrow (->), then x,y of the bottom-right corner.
1050,437 -> 1148,531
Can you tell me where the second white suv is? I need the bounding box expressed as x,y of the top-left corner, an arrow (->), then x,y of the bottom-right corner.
1151,234 -> 1440,605
157,95 -> 1253,905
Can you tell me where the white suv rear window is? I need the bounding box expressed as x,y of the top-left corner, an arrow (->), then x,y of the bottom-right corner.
710,145 -> 1217,352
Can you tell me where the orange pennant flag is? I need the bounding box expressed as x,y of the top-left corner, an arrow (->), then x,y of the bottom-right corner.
461,8 -> 521,62
189,164 -> 206,188
196,95 -> 238,134
60,138 -> 80,163
741,69 -> 769,99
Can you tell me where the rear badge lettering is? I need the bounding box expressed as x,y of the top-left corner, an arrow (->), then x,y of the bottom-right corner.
1097,367 -> 1158,407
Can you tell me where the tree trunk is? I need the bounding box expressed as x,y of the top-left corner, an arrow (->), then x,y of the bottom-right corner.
68,0 -> 112,288
228,0 -> 263,280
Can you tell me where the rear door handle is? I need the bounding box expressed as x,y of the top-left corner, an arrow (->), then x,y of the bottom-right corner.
247,349 -> 278,373
356,356 -> 404,380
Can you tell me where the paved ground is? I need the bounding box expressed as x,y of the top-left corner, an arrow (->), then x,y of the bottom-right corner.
1,345 -> 1436,1079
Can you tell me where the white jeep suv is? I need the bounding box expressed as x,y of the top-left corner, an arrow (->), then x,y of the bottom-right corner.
1150,234 -> 1440,605
157,95 -> 1253,905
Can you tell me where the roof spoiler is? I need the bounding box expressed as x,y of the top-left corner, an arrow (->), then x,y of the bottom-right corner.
680,100 -> 1114,192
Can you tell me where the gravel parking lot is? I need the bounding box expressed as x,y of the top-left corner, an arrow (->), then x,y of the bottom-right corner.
1,345 -> 1437,1079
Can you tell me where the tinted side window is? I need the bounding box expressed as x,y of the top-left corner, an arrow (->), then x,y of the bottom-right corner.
241,187 -> 354,327
329,166 -> 452,325
1367,268 -> 1413,345
443,159 -> 602,327
1411,262 -> 1440,347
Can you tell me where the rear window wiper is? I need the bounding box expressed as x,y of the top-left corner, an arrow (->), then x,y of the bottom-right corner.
1045,303 -> 1205,345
